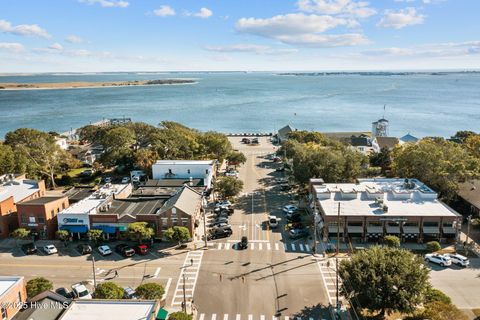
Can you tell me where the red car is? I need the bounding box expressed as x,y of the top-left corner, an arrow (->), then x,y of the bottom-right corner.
135,244 -> 149,255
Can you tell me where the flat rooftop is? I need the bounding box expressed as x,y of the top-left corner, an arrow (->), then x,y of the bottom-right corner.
313,178 -> 459,218
105,199 -> 165,216
0,179 -> 40,203
59,300 -> 157,320
142,178 -> 204,187
154,160 -> 215,165
59,184 -> 128,215
65,187 -> 95,203
0,276 -> 22,297
18,196 -> 66,206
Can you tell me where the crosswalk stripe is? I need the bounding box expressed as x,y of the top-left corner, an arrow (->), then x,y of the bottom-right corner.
223,314 -> 228,320
305,244 -> 310,252
291,243 -> 296,251
284,243 -> 287,250
284,316 -> 289,320
299,244 -> 304,251
259,243 -> 263,250
225,244 -> 230,250
250,243 -> 254,250
218,243 -> 222,250
272,316 -> 277,320
267,243 -> 271,250
236,314 -> 240,320
199,314 -> 205,320
260,315 -> 265,320
275,243 -> 279,251
248,315 -> 252,320
212,314 -> 217,320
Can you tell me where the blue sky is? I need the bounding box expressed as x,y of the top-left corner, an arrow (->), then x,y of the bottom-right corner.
1,0 -> 479,72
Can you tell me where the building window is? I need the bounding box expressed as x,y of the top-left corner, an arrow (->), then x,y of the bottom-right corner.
29,217 -> 36,223
16,291 -> 21,304
404,222 -> 418,227
168,169 -> 172,174
368,221 -> 382,227
1,307 -> 7,320
21,215 -> 27,223
38,217 -> 45,224
423,221 -> 438,227
187,169 -> 191,174
347,221 -> 362,227
205,169 -> 209,174
62,203 -> 65,209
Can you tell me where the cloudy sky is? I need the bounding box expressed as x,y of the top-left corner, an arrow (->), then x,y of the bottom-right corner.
1,0 -> 479,72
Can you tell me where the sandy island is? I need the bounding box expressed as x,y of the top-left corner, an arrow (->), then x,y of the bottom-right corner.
0,79 -> 196,90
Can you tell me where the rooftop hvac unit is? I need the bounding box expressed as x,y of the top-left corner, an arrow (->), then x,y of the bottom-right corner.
375,198 -> 384,205
382,205 -> 388,212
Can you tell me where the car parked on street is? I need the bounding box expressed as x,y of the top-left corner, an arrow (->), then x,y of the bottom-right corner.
239,236 -> 248,249
289,228 -> 309,239
56,287 -> 74,299
268,215 -> 279,228
98,245 -> 112,256
21,243 -> 37,255
77,244 -> 92,255
283,204 -> 298,214
121,176 -> 130,184
71,283 -> 92,299
116,244 -> 135,257
123,287 -> 138,299
135,244 -> 149,255
215,200 -> 232,207
425,253 -> 452,267
43,244 -> 58,255
208,227 -> 232,240
103,176 -> 112,183
445,253 -> 470,267
225,171 -> 238,178
213,217 -> 229,225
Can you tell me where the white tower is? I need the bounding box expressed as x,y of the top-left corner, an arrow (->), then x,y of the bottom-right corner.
372,118 -> 389,137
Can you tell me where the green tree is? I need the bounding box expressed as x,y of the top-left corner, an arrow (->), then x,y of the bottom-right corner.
384,235 -> 400,247
199,131 -> 232,161
125,122 -> 158,149
226,151 -> 247,168
26,277 -> 53,298
425,287 -> 452,304
11,228 -> 31,246
215,176 -> 243,198
126,222 -> 154,243
135,283 -> 165,300
87,229 -> 103,245
94,281 -> 124,299
452,130 -> 477,142
56,230 -> 70,246
164,226 -> 191,245
391,138 -> 480,201
370,147 -> 392,174
339,246 -> 429,318
420,301 -> 468,320
134,148 -> 159,173
426,241 -> 441,252
99,126 -> 135,168
4,128 -> 77,188
464,134 -> 480,158
168,312 -> 193,320
77,125 -> 107,144
0,144 -> 15,174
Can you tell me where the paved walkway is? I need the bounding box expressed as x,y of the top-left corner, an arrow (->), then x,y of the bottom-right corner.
171,250 -> 204,308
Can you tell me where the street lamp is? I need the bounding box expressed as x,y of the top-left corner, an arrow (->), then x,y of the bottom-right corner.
202,192 -> 208,248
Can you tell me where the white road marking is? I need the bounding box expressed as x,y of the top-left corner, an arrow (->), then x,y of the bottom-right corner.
212,314 -> 217,320
275,243 -> 279,251
250,243 -> 254,250
199,314 -> 205,320
153,267 -> 161,279
218,243 -> 222,250
284,317 -> 289,320
267,243 -> 271,250
223,314 -> 228,320
259,243 -> 263,250
305,244 -> 310,252
225,244 -> 230,250
260,315 -> 265,320
284,243 -> 287,250
248,315 -> 252,320
291,243 -> 296,251
236,315 -> 240,320
299,244 -> 304,251
171,250 -> 204,306
161,278 -> 172,301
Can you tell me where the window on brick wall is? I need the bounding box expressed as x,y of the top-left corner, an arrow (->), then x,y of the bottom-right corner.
21,215 -> 27,223
38,217 -> 45,224
1,307 -> 7,320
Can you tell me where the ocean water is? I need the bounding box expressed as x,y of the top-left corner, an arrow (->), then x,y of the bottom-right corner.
0,72 -> 479,138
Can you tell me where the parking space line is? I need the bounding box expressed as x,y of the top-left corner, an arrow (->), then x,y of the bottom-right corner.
153,267 -> 161,279
275,243 -> 279,251
284,243 -> 287,250
236,314 -> 240,320
225,244 -> 230,250
260,315 -> 265,320
218,243 -> 222,250
259,243 -> 263,250
248,315 -> 252,320
291,243 -> 296,251
267,243 -> 271,250
223,314 -> 228,320
250,243 -> 254,250
212,314 -> 217,320
199,314 -> 205,320
305,244 -> 310,252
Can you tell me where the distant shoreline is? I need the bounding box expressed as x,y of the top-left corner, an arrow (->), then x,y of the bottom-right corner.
0,79 -> 197,91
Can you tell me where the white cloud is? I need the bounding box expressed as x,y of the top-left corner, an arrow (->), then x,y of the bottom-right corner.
377,7 -> 425,29
359,41 -> 480,58
0,19 -> 51,38
78,0 -> 129,8
65,35 -> 84,43
154,5 -> 176,17
186,7 -> 213,19
204,44 -> 298,55
236,13 -> 369,47
297,0 -> 376,18
0,42 -> 24,52
49,43 -> 64,51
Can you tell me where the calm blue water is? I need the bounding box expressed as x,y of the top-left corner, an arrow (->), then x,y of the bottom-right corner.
0,72 -> 479,138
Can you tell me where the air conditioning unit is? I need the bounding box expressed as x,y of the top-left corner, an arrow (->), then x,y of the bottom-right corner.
382,205 -> 388,212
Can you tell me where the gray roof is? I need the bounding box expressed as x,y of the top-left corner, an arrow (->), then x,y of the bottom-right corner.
157,185 -> 202,216
375,137 -> 399,149
400,133 -> 419,143
458,180 -> 480,209
277,125 -> 293,141
18,196 -> 66,206
350,137 -> 372,147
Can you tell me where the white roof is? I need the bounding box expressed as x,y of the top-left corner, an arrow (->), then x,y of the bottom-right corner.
0,179 -> 40,203
154,160 -> 215,165
0,276 -> 22,297
59,184 -> 127,215
314,178 -> 459,218
59,300 -> 157,320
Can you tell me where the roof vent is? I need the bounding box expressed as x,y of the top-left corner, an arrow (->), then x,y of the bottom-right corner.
382,204 -> 388,212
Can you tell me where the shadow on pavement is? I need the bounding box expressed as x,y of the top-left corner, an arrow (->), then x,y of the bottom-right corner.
290,304 -> 334,320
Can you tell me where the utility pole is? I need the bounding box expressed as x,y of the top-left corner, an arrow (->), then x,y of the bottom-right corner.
202,194 -> 208,248
313,197 -> 317,254
91,254 -> 97,291
336,202 -> 341,314
466,215 -> 472,255
182,273 -> 187,313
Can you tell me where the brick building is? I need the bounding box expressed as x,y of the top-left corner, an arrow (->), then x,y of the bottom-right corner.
16,196 -> 69,239
0,276 -> 27,320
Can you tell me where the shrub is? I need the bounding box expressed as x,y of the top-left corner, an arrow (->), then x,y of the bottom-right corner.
95,282 -> 124,299
425,287 -> 452,304
426,241 -> 441,253
384,235 -> 400,247
169,312 -> 193,320
26,277 -> 53,298
136,283 -> 165,300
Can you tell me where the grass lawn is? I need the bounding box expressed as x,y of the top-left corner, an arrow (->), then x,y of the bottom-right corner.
66,167 -> 90,177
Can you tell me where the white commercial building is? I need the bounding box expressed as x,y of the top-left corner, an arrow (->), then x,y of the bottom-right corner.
58,300 -> 159,320
152,160 -> 216,189
57,184 -> 131,237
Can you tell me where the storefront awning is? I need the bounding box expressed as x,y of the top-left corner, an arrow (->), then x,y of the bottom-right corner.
386,226 -> 401,234
156,308 -> 168,320
366,226 -> 383,234
347,226 -> 364,233
60,225 -> 88,233
423,226 -> 440,234
93,225 -> 116,234
403,226 -> 420,234
442,227 -> 456,234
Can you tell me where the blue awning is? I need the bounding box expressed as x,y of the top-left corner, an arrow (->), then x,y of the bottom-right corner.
61,225 -> 88,233
93,225 -> 116,234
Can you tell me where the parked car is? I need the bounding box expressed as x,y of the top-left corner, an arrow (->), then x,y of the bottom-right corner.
123,287 -> 138,299
289,228 -> 309,239
98,245 -> 112,256
121,176 -> 130,184
225,171 -> 238,177
239,236 -> 248,249
116,244 -> 135,257
251,138 -> 259,144
56,287 -> 73,299
132,176 -> 140,183
214,211 -> 229,219
243,138 -> 251,144
215,200 -> 232,207
80,169 -> 94,177
283,204 -> 298,214
280,184 -> 291,191
71,283 -> 92,299
275,177 -> 288,184
276,166 -> 285,172
21,243 -> 37,255
77,244 -> 92,255
208,227 -> 232,240
273,157 -> 282,163
424,253 -> 452,267
43,244 -> 58,255
268,215 -> 279,228
103,176 -> 112,183
135,244 -> 149,255
286,213 -> 302,223
445,253 -> 470,267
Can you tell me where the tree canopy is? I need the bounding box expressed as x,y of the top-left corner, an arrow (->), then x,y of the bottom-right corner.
0,144 -> 15,175
169,312 -> 193,320
391,138 -> 480,201
339,246 -> 429,318
11,228 -> 31,240
94,282 -> 124,299
26,277 -> 53,298
215,176 -> 244,198
135,283 -> 165,300
164,226 -> 191,244
87,229 -> 103,244
126,222 -> 154,243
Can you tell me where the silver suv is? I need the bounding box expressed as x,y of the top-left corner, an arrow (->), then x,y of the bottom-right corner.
425,253 -> 452,267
